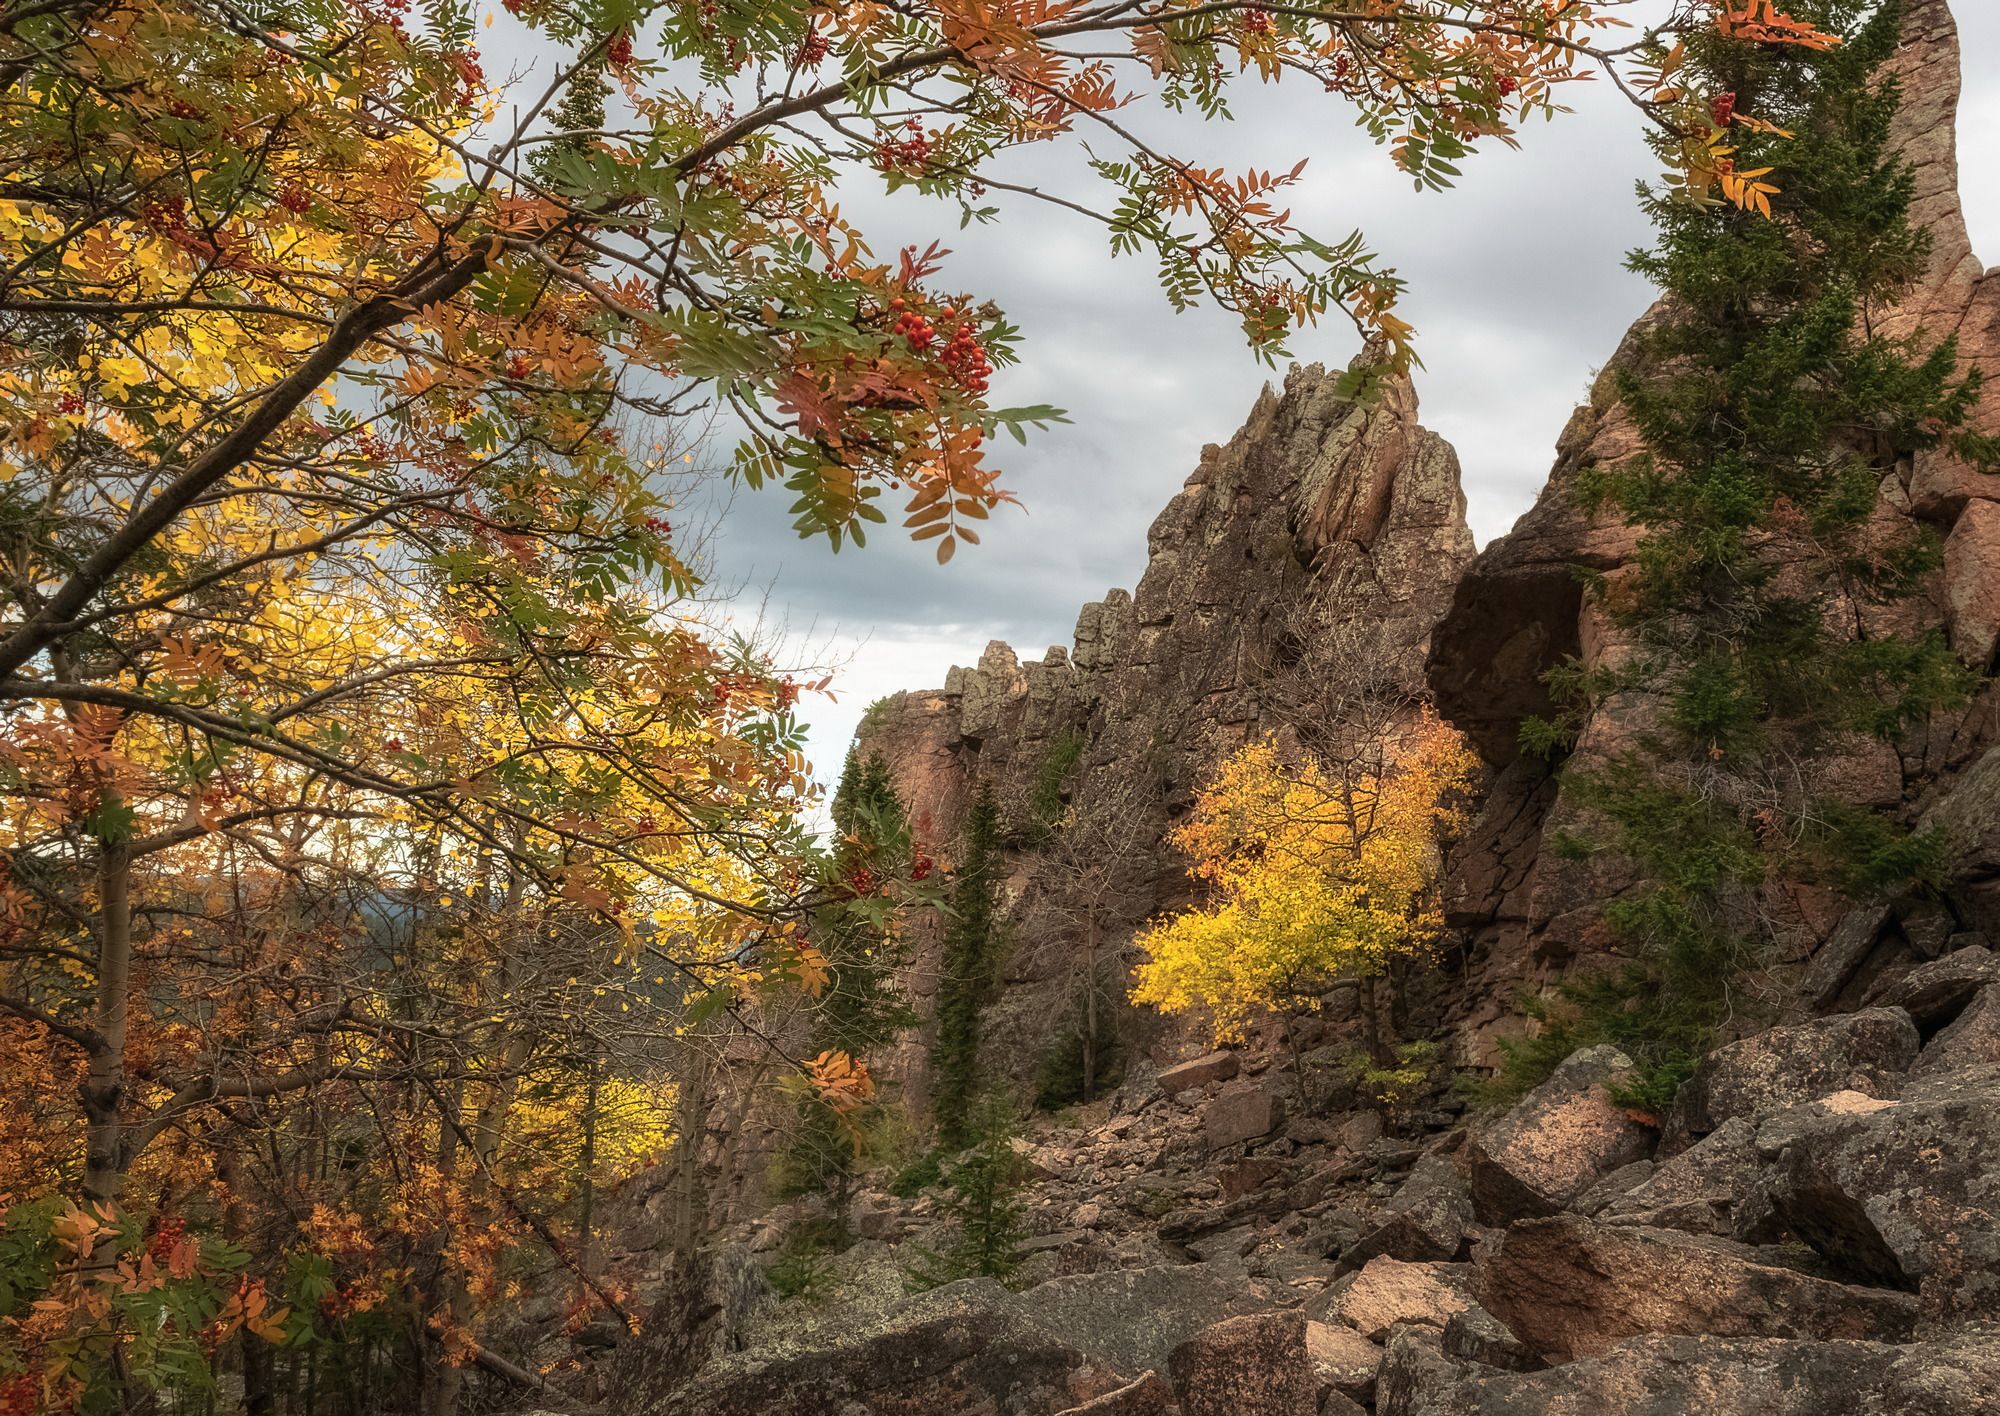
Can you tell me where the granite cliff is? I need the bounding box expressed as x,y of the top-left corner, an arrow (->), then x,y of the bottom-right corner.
855,362 -> 1476,1100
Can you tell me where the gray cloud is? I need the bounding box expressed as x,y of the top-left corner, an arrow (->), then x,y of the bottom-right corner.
470,6 -> 2000,786
753,19 -> 2000,784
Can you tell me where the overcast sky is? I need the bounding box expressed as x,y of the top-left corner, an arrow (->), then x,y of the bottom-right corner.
491,8 -> 2000,795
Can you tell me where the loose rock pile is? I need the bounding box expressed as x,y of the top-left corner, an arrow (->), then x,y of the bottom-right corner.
637,946 -> 1999,1413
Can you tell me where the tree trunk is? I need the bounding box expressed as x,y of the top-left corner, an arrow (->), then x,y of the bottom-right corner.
577,1050 -> 600,1279
221,1150 -> 278,1415
1081,910 -> 1099,1104
82,829 -> 132,1207
653,1046 -> 718,1386
1360,975 -> 1392,1066
1280,1010 -> 1313,1110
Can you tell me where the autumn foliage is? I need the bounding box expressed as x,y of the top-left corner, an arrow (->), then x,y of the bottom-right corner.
1132,712 -> 1476,1054
0,0 -> 1842,1405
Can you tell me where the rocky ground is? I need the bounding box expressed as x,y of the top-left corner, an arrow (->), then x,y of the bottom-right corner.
613,940 -> 2000,1415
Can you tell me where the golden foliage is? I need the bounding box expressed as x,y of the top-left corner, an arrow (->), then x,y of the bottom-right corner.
1131,710 -> 1477,1043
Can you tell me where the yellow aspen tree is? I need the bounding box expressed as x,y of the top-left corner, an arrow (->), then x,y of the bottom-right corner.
1132,710 -> 1477,1069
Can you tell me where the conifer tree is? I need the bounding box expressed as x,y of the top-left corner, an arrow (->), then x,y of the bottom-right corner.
932,783 -> 1002,1147
1512,0 -> 1995,1110
784,754 -> 918,1211
904,1095 -> 1027,1289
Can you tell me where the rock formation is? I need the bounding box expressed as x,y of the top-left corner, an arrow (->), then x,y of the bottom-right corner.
1425,0 -> 2000,1062
857,362 -> 1476,1098
861,361 -> 1473,839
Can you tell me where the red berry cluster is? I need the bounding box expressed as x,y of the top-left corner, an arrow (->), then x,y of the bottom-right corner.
937,308 -> 992,394
0,1373 -> 39,1416
910,847 -> 933,882
1243,8 -> 1272,33
887,296 -> 935,351
797,31 -> 828,66
875,118 -> 931,174
641,514 -> 672,534
277,184 -> 312,215
148,1215 -> 189,1266
58,391 -> 85,414
886,298 -> 992,392
1496,73 -> 1517,98
1246,291 -> 1289,347
371,0 -> 413,38
320,1281 -> 365,1320
505,354 -> 531,380
606,29 -> 635,68
446,48 -> 485,106
846,865 -> 876,896
1711,91 -> 1737,126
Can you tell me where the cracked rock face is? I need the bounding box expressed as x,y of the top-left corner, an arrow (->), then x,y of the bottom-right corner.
855,362 -> 1476,1100
1473,1216 -> 1922,1363
860,363 -> 1473,846
1660,1009 -> 1921,1157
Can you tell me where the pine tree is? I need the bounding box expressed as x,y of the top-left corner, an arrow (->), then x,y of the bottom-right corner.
904,1095 -> 1026,1289
829,746 -> 863,833
782,753 -> 917,1212
931,782 -> 1001,1147
1510,0 -> 1994,1110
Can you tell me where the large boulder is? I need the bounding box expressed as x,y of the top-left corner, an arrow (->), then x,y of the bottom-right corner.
1205,1083 -> 1287,1150
1021,1266 -> 1279,1376
1304,1320 -> 1383,1405
1765,1069 -> 2000,1320
1166,1312 -> 1315,1416
1158,1051 -> 1240,1097
1465,1045 -> 1656,1223
655,1266 -> 1273,1415
1334,1152 -> 1475,1272
1912,985 -> 2000,1076
1598,1117 -> 1765,1237
1796,906 -> 1895,1014
1440,1305 -> 1542,1373
1922,747 -> 2000,939
1310,1257 -> 1474,1342
654,1278 -> 1094,1415
1570,1158 -> 1653,1215
1374,1328 -> 1472,1416
1474,1216 -> 1920,1362
1661,1009 -> 1919,1155
1874,945 -> 2000,1032
1379,1332 -> 2000,1416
